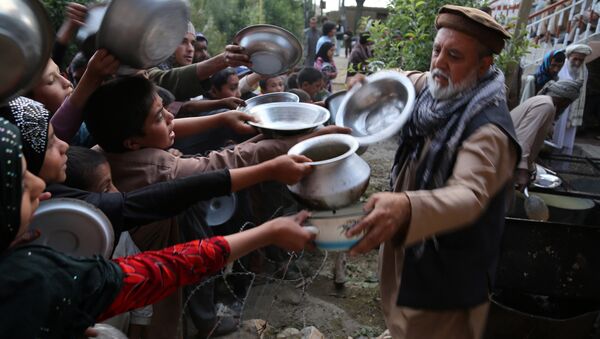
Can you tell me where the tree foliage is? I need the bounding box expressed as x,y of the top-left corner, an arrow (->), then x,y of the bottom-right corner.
368,0 -> 476,72
41,0 -> 90,32
190,0 -> 305,55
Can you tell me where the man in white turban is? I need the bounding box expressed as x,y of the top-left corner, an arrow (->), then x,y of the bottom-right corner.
511,79 -> 582,189
552,43 -> 592,151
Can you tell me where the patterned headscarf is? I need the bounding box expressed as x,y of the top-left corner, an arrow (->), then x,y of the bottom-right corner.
0,118 -> 23,252
534,50 -> 566,91
0,97 -> 49,176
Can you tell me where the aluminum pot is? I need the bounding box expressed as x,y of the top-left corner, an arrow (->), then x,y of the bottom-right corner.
0,0 -> 54,102
97,0 -> 190,69
287,134 -> 370,210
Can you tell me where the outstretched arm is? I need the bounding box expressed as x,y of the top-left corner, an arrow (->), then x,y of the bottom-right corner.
98,212 -> 314,321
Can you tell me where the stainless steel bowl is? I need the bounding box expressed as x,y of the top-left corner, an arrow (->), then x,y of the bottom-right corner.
97,0 -> 190,69
0,0 -> 54,102
287,134 -> 370,209
233,24 -> 303,76
336,71 -> 416,146
248,102 -> 330,136
242,92 -> 299,112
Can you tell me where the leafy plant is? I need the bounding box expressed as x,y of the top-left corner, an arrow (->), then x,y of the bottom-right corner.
369,0 -> 477,71
495,22 -> 534,76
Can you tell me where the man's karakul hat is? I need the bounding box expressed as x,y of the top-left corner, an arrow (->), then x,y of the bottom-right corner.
435,5 -> 511,54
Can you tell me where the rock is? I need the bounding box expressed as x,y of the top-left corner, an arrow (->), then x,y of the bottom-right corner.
277,327 -> 301,338
220,319 -> 271,339
279,288 -> 303,305
301,326 -> 325,339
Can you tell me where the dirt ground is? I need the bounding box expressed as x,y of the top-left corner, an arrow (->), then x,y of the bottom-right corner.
223,139 -> 398,338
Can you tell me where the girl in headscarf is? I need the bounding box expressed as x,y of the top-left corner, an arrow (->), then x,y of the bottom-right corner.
314,42 -> 338,92
0,96 -> 69,183
534,50 -> 566,93
0,117 -> 315,338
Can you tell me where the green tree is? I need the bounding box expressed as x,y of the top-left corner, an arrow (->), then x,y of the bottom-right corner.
369,0 -> 476,71
190,0 -> 304,56
41,0 -> 90,32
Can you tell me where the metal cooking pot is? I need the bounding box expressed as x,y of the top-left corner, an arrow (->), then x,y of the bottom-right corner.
0,0 -> 54,102
287,134 -> 370,210
97,0 -> 190,69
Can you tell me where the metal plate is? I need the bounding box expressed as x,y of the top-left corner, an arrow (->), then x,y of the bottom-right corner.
533,173 -> 562,189
336,71 -> 416,146
248,102 -> 330,135
233,24 -> 303,76
29,198 -> 114,258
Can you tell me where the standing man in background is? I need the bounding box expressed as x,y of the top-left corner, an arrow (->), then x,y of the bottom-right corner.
304,17 -> 320,66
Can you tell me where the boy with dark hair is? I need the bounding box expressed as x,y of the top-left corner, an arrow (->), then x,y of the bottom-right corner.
298,67 -> 325,101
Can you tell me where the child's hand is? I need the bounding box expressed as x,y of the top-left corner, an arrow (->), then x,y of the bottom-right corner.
220,110 -> 257,134
266,154 -> 312,185
86,49 -> 120,82
266,211 -> 316,252
218,97 -> 246,110
65,2 -> 87,27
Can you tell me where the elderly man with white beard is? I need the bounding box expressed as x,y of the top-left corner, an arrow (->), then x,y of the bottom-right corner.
346,5 -> 520,339
551,44 -> 592,151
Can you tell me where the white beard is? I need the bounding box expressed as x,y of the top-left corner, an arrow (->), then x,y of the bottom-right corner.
427,68 -> 479,100
568,62 -> 582,79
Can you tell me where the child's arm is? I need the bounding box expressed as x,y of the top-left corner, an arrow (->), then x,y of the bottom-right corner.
51,50 -> 119,142
178,96 -> 246,116
229,154 -> 312,191
173,110 -> 257,139
98,212 -> 314,321
53,3 -> 87,65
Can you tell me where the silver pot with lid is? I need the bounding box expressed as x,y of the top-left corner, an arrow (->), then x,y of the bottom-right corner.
287,133 -> 370,210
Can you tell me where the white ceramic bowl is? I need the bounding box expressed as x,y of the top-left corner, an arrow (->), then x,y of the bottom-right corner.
305,204 -> 365,251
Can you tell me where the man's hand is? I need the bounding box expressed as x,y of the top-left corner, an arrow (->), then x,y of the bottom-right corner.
266,154 -> 313,185
218,97 -> 246,110
266,211 -> 316,252
515,168 -> 531,192
222,45 -> 252,68
347,192 -> 411,255
219,110 -> 258,134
